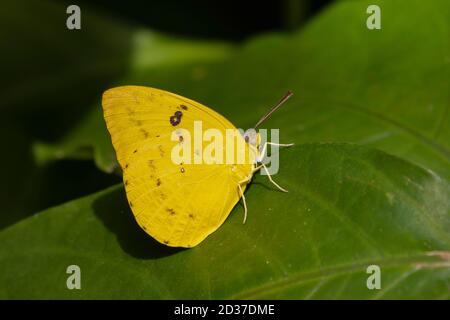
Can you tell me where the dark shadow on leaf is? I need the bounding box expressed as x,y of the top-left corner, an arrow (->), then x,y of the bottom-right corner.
93,186 -> 185,259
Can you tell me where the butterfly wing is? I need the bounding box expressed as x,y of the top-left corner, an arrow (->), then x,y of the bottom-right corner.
102,86 -> 254,247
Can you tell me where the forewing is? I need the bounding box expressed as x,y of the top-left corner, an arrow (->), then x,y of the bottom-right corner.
102,86 -> 252,247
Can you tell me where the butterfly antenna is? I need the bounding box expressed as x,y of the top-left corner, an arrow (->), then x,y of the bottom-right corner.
254,91 -> 293,129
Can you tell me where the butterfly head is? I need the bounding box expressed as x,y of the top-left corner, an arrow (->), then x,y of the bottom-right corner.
243,129 -> 261,148
243,128 -> 262,165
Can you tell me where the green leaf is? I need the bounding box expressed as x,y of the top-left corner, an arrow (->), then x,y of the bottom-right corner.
1,144 -> 449,299
37,0 -> 450,182
5,0 -> 448,300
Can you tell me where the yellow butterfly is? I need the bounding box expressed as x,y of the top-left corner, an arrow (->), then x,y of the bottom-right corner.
102,86 -> 293,248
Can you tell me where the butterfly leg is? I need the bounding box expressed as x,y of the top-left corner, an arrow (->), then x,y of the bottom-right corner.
237,182 -> 248,224
262,163 -> 289,193
258,142 -> 294,162
252,163 -> 264,173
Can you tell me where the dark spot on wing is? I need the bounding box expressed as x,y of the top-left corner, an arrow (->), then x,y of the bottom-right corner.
133,149 -> 138,154
169,110 -> 183,126
131,118 -> 142,126
140,128 -> 149,138
156,134 -> 160,138
129,201 -> 133,207
158,145 -> 165,157
159,192 -> 167,200
163,240 -> 170,245
142,226 -> 147,231
180,167 -> 185,173
148,160 -> 155,169
189,213 -> 194,219
166,208 -> 176,215
124,180 -> 128,186
156,178 -> 161,186
180,105 -> 188,110
125,163 -> 129,169
170,115 -> 181,126
179,135 -> 184,142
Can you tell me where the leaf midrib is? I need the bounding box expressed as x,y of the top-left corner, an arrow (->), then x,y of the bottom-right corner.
1,246 -> 447,299
231,252 -> 450,299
